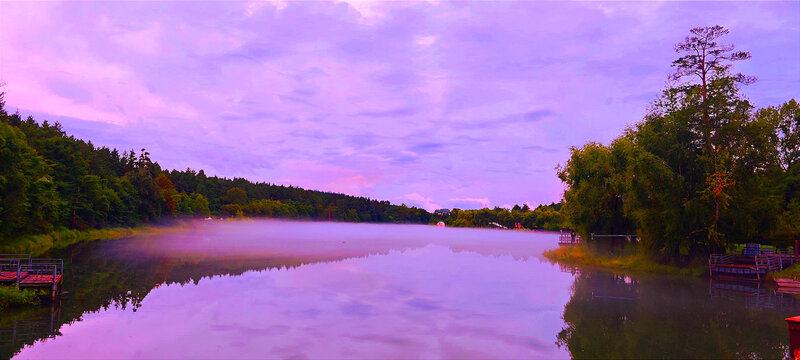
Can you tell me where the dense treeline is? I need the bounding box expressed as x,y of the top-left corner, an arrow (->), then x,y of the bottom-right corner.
164,170 -> 431,223
0,94 -> 432,246
558,26 -> 799,262
437,203 -> 566,230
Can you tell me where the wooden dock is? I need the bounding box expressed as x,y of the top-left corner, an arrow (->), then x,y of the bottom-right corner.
558,233 -> 581,246
708,254 -> 793,281
0,254 -> 63,298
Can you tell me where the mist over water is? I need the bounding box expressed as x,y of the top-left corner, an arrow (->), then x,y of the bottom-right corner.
107,219 -> 555,262
5,220 -> 797,359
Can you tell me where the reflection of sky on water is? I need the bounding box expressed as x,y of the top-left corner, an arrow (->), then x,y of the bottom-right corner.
15,222 -> 572,359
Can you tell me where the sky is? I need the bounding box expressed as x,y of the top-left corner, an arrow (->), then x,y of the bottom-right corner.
1,1 -> 798,211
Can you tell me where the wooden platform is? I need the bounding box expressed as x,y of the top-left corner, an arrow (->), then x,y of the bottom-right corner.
0,271 -> 28,281
709,254 -> 785,281
0,255 -> 63,297
558,233 -> 581,246
19,274 -> 63,285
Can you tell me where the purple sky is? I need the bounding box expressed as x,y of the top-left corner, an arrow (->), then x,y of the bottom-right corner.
1,1 -> 798,210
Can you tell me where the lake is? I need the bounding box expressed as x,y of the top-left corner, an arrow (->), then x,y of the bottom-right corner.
1,220 -> 795,359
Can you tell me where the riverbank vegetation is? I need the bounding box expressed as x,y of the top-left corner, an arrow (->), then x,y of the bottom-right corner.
436,202 -> 566,230
770,264 -> 800,280
0,286 -> 43,310
0,224 -> 191,257
557,26 -> 799,266
543,245 -> 705,276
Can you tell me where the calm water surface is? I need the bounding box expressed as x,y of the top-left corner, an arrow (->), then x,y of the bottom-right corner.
1,220 -> 795,359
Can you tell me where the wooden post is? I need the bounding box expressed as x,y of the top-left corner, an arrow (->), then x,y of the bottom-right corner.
756,257 -> 761,281
16,260 -> 20,289
52,265 -> 57,297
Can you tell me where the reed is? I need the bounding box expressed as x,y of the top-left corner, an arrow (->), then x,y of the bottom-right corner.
0,222 -> 189,257
543,244 -> 705,276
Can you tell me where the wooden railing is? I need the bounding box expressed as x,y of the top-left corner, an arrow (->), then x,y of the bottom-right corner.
709,253 -> 788,281
709,254 -> 735,265
559,233 -> 581,245
0,254 -> 63,294
756,255 -> 783,272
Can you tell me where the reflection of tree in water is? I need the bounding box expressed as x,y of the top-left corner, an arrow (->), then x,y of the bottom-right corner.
0,303 -> 62,359
1,240 -> 382,359
557,271 -> 794,359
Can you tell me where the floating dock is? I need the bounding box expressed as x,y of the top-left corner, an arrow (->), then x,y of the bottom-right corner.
709,254 -> 795,281
0,254 -> 63,298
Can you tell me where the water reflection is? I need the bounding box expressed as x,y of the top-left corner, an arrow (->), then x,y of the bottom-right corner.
6,220 -> 567,359
557,270 -> 795,359
0,303 -> 61,357
1,220 -> 796,359
12,248 -> 571,358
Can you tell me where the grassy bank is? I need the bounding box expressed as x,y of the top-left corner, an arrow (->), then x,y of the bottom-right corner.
771,264 -> 800,280
0,286 -> 44,310
0,222 -> 190,257
543,244 -> 706,276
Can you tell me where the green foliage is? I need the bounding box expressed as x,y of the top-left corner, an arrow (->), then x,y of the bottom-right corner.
190,193 -> 210,217
438,202 -> 567,230
558,26 -> 799,263
557,140 -> 635,239
0,122 -> 59,240
543,245 -> 704,276
0,286 -> 42,310
0,226 -> 150,257
166,169 -> 432,223
220,204 -> 243,217
225,187 -> 247,205
771,263 -> 800,280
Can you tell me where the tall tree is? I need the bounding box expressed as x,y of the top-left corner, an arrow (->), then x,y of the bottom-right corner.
670,25 -> 754,234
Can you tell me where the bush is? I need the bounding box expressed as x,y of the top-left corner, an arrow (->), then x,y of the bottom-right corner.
0,286 -> 42,310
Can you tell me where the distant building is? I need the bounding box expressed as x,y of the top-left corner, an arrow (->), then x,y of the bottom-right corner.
434,209 -> 451,216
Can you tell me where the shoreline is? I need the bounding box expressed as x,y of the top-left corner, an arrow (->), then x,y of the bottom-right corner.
542,244 -> 706,277
0,221 -> 193,309
0,217 -> 554,258
0,221 -> 194,257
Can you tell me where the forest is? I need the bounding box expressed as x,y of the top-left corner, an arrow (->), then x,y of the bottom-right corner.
558,26 -> 799,263
437,202 -> 565,230
0,98 -> 434,247
0,93 -> 567,249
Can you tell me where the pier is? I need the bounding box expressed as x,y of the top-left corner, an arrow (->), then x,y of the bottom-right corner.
0,254 -> 64,298
558,232 -> 581,246
709,252 -> 798,281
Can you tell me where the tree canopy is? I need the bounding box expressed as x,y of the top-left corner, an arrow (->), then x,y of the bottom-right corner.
558,26 -> 799,262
